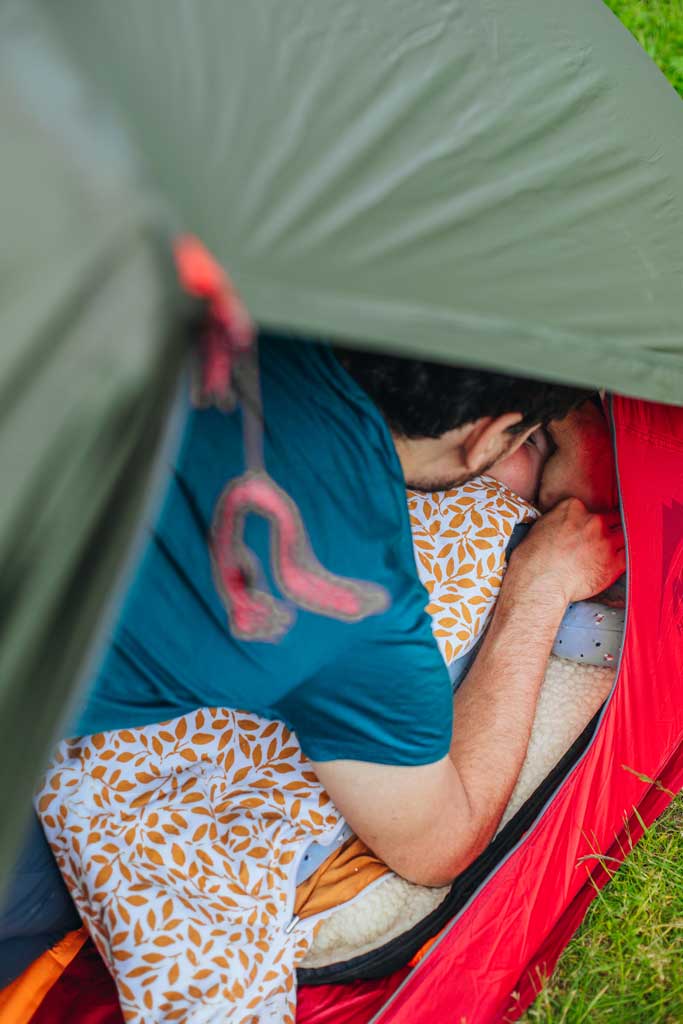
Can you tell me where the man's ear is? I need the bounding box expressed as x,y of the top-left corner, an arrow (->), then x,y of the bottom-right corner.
461,412 -> 525,472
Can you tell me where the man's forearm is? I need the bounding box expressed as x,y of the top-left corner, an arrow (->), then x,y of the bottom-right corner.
449,560 -> 567,853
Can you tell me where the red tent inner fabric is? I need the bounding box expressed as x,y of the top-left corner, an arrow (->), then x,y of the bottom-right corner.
26,395 -> 683,1024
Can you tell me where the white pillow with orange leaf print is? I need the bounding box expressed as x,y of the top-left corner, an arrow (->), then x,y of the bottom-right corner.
407,477 -> 538,666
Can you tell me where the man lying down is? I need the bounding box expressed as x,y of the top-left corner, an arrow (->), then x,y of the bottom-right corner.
6,342 -> 626,1020
306,404 -> 626,963
31,390 -> 625,1014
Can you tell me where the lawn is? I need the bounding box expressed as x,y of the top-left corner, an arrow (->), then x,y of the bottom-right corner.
520,798 -> 683,1023
607,0 -> 683,94
520,3 -> 683,1021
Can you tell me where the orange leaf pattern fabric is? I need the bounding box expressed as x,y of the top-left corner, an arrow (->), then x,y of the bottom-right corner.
36,709 -> 347,1024
407,477 -> 538,665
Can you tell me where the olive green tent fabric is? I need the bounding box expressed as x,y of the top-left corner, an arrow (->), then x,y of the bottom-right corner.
41,0 -> 683,402
0,5 -> 189,875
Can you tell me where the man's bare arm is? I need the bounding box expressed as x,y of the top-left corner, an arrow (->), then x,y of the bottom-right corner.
312,499 -> 625,886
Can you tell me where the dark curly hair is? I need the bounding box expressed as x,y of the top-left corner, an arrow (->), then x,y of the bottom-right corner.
335,347 -> 590,439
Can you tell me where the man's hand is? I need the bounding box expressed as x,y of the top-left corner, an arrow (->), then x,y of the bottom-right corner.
539,401 -> 618,513
511,497 -> 625,605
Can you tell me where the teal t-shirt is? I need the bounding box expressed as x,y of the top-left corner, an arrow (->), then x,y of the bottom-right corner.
74,334 -> 452,766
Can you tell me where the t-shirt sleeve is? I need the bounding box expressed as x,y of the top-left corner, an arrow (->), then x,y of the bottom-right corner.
275,593 -> 453,767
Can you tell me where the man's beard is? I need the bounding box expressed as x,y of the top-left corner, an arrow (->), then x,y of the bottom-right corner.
406,455 -> 499,494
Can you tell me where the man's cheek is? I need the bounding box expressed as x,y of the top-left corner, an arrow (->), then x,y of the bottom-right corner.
538,480 -> 556,511
538,459 -> 568,511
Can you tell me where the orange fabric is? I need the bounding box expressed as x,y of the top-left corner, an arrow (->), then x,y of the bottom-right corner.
408,928 -> 446,967
174,234 -> 226,298
294,836 -> 390,921
0,928 -> 87,1024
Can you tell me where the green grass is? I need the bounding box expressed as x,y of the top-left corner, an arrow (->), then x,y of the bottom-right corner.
520,798 -> 683,1023
520,5 -> 683,1019
607,0 -> 683,95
